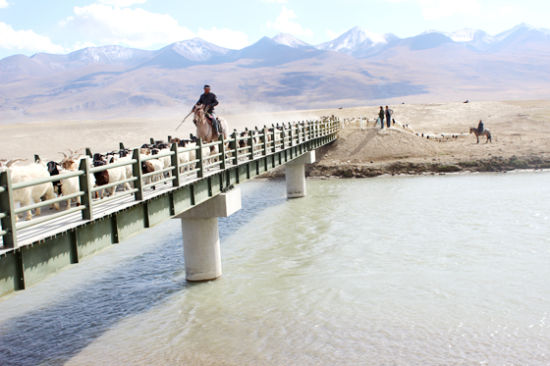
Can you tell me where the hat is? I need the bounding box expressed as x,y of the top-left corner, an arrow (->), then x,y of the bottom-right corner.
204,84 -> 211,88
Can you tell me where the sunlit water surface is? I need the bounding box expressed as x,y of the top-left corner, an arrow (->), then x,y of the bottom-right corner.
1,172 -> 549,365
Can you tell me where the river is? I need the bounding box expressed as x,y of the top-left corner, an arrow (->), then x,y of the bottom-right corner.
1,172 -> 549,365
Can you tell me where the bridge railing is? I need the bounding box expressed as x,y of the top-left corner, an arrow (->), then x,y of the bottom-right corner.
0,118 -> 340,249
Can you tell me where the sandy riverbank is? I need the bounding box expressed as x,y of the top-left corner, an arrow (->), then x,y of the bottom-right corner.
261,100 -> 550,177
1,100 -> 549,176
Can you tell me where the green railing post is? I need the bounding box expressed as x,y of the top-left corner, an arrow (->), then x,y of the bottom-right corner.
281,125 -> 286,150
78,157 -> 93,220
262,126 -> 269,170
132,149 -> 144,201
119,142 -> 125,150
232,130 -> 239,166
0,170 -> 17,248
263,126 -> 268,156
289,123 -> 294,159
85,148 -> 92,158
314,120 -> 318,141
171,143 -> 180,187
197,139 -> 204,178
249,130 -> 255,160
220,135 -> 227,170
271,125 -> 277,152
150,138 -> 155,144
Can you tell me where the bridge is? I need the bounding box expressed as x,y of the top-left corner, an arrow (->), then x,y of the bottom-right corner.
0,118 -> 340,297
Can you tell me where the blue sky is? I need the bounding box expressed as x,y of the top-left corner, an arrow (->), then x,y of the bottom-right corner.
0,0 -> 548,58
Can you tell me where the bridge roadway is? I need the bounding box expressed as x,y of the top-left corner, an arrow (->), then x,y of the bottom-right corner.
0,118 -> 340,296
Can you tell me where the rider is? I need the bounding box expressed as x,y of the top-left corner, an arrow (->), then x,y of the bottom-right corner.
196,84 -> 220,134
477,120 -> 484,134
378,106 -> 385,129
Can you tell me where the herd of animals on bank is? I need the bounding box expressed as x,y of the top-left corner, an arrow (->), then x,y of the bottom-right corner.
342,112 -> 493,143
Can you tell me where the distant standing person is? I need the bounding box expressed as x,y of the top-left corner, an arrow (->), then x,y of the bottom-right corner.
379,106 -> 385,129
385,106 -> 392,128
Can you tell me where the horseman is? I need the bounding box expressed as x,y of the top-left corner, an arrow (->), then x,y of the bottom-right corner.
477,119 -> 484,134
195,84 -> 220,134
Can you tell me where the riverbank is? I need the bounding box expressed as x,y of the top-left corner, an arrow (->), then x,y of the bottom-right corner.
259,100 -> 550,178
308,154 -> 550,178
1,100 -> 549,175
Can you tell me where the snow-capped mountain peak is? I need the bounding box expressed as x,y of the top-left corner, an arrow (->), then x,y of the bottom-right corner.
68,45 -> 144,63
272,33 -> 309,48
495,23 -> 550,41
446,28 -> 479,42
318,26 -> 389,54
169,38 -> 230,62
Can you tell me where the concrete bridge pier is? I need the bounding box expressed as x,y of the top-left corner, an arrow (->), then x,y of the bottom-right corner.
177,188 -> 241,282
286,151 -> 316,199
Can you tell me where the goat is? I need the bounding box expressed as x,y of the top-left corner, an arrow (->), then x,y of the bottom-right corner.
141,157 -> 164,190
92,154 -> 131,198
58,153 -> 82,209
5,160 -> 59,221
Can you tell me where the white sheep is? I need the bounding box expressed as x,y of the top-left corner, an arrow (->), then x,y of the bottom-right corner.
57,155 -> 82,209
6,161 -> 59,221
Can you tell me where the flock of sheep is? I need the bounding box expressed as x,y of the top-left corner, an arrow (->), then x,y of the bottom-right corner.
0,121 -> 321,223
341,116 -> 468,142
0,136 -> 218,222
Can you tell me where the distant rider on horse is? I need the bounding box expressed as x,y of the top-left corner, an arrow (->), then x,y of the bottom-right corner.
195,84 -> 221,134
477,119 -> 484,133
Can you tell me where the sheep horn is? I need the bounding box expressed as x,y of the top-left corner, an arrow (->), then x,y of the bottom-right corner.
6,159 -> 27,167
59,152 -> 68,158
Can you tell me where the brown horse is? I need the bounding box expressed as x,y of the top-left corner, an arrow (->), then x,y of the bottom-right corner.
193,104 -> 229,143
470,127 -> 492,144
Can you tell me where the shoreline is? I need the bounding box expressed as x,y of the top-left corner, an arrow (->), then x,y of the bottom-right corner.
259,154 -> 550,179
307,155 -> 550,179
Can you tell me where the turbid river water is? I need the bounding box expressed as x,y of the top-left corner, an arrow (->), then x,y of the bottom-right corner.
0,172 -> 549,365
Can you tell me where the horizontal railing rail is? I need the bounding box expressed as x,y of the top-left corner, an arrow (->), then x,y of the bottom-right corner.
0,117 -> 340,249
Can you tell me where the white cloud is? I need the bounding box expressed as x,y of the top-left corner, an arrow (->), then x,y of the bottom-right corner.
0,21 -> 65,54
61,3 -> 194,49
266,6 -> 313,37
383,0 -> 481,19
197,27 -> 250,49
418,0 -> 481,20
98,0 -> 147,7
262,0 -> 287,3
0,0 -> 8,9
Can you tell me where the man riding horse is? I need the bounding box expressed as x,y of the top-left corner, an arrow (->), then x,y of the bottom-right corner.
470,119 -> 492,143
477,120 -> 484,134
195,84 -> 221,135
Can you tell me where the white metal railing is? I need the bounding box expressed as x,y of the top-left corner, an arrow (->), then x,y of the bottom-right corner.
0,118 -> 340,248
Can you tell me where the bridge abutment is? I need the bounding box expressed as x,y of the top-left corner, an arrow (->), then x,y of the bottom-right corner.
176,187 -> 241,282
286,151 -> 316,199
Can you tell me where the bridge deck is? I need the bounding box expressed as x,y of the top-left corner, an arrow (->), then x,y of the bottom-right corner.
0,119 -> 340,295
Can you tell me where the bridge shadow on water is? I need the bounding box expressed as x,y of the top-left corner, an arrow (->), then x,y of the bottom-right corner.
0,180 -> 286,366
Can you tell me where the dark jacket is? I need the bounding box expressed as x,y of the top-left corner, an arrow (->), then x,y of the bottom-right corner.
478,121 -> 484,133
197,92 -> 219,113
385,109 -> 392,120
379,109 -> 385,121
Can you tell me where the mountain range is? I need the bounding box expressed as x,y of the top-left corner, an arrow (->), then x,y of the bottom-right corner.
1,23 -> 550,120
